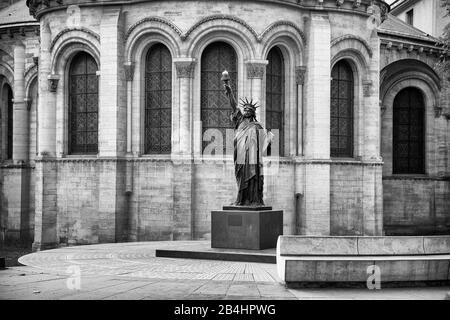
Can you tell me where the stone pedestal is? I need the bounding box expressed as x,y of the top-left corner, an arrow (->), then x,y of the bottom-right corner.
211,206 -> 283,250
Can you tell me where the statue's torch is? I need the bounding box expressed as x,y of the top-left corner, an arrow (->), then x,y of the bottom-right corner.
221,70 -> 230,93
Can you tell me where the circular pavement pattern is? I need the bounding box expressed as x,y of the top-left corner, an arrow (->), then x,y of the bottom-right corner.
18,241 -> 279,283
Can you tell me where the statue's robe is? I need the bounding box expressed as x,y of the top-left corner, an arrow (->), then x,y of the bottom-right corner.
231,108 -> 272,206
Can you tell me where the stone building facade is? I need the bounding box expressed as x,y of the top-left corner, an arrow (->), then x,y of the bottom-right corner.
0,0 -> 448,250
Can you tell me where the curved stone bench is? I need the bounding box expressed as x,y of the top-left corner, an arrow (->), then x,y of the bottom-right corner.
276,236 -> 450,287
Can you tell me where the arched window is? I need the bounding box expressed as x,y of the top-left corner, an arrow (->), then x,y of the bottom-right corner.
330,60 -> 353,157
69,52 -> 98,154
4,84 -> 13,159
393,87 -> 425,174
145,43 -> 172,154
201,41 -> 237,155
266,47 -> 284,156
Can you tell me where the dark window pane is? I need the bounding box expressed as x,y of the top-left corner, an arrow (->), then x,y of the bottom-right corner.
266,47 -> 284,156
330,60 -> 353,157
393,87 -> 425,174
6,85 -> 13,159
69,52 -> 98,154
201,42 -> 237,155
144,43 -> 172,154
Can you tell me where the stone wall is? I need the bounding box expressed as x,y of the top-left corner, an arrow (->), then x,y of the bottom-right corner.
383,177 -> 450,235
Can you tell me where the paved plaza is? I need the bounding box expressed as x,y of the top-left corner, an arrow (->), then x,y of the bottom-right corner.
0,241 -> 449,300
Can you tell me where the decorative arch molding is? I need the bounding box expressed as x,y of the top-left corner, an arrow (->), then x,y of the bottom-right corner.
260,24 -> 305,65
0,62 -> 14,87
182,14 -> 258,42
381,71 -> 440,109
380,59 -> 441,103
24,65 -> 38,99
125,17 -> 183,41
51,39 -> 100,75
259,21 -> 306,45
125,20 -> 182,62
50,27 -> 100,52
331,35 -> 373,58
331,48 -> 369,78
187,26 -> 256,60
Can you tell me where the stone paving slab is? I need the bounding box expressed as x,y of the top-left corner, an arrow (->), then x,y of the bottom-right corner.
0,241 -> 448,300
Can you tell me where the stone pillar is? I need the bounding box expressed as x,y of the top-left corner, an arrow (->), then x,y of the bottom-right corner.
124,62 -> 136,241
172,58 -> 196,239
124,62 -> 134,155
174,58 -> 196,155
32,158 -> 57,251
295,66 -> 306,156
364,36 -> 381,161
301,14 -> 331,235
33,22 -> 58,251
38,22 -> 57,157
361,35 -> 383,235
97,9 -> 127,242
12,44 -> 27,162
246,60 -> 268,125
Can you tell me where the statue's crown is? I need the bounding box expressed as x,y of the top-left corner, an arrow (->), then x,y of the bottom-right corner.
239,97 -> 259,110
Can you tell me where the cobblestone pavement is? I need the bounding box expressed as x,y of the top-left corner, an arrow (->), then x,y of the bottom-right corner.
1,241 -> 449,300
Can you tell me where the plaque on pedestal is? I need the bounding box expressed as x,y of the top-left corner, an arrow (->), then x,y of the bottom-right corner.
211,206 -> 283,250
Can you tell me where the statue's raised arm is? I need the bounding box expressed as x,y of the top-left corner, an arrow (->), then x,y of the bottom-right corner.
221,70 -> 237,113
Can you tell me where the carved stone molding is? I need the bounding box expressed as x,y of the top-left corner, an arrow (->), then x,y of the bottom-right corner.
124,62 -> 134,81
363,80 -> 373,97
47,74 -> 60,92
295,66 -> 307,85
336,0 -> 344,6
434,105 -> 442,118
174,59 -> 196,78
380,103 -> 387,116
246,62 -> 267,79
50,27 -> 100,52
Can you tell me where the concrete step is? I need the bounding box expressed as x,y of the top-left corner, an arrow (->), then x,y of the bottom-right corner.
155,248 -> 276,264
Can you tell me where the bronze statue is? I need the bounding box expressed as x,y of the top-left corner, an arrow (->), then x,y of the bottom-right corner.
222,70 -> 273,207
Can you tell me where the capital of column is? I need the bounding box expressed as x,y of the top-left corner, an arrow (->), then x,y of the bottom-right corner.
47,74 -> 60,92
174,58 -> 196,78
362,79 -> 373,97
295,66 -> 307,85
246,60 -> 268,79
124,62 -> 135,81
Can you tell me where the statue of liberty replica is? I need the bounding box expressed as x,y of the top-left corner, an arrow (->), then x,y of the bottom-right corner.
221,70 -> 273,207
211,71 -> 282,250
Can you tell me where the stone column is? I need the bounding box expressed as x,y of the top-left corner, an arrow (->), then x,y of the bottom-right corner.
174,58 -> 195,155
124,62 -> 134,155
12,43 -> 27,162
33,22 -> 58,251
361,35 -> 383,236
301,14 -> 331,235
97,9 -> 127,242
295,66 -> 306,156
173,58 -> 196,239
246,60 -> 268,125
124,62 -> 136,241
